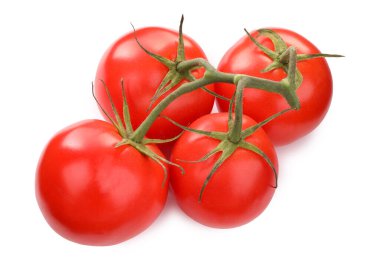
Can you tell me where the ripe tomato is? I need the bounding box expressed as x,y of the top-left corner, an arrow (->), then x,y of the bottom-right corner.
35,120 -> 168,246
169,113 -> 277,228
95,27 -> 215,154
215,28 -> 333,145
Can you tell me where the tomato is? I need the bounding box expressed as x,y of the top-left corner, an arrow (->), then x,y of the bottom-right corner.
35,120 -> 168,246
95,27 -> 215,154
169,113 -> 277,228
215,28 -> 333,145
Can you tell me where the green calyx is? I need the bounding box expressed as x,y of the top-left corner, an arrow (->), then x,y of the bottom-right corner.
132,15 -> 226,111
162,115 -> 280,202
92,80 -> 184,186
245,28 -> 343,89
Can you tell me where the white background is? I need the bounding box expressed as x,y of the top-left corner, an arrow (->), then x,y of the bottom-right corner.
1,0 -> 379,261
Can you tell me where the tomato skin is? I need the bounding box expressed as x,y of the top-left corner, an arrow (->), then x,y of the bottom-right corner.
95,27 -> 215,147
169,113 -> 277,228
35,120 -> 168,246
215,28 -> 332,145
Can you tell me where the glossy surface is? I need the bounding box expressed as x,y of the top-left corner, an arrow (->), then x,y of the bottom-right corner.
95,27 -> 215,152
170,113 -> 277,228
36,120 -> 168,245
215,28 -> 332,145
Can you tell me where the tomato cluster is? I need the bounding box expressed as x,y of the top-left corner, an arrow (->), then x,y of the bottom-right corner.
35,18 -> 337,245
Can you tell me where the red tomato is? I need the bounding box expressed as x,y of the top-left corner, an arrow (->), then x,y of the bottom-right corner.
169,113 -> 277,228
95,27 -> 215,154
35,120 -> 168,246
215,28 -> 332,145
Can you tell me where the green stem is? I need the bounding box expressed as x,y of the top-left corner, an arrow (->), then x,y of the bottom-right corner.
131,77 -> 214,142
278,46 -> 292,64
228,79 -> 246,143
176,58 -> 217,73
131,56 -> 299,143
288,47 -> 297,89
242,75 -> 286,93
178,58 -> 288,93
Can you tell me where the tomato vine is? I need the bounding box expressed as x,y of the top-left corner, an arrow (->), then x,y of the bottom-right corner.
36,15 -> 342,244
92,16 -> 340,190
